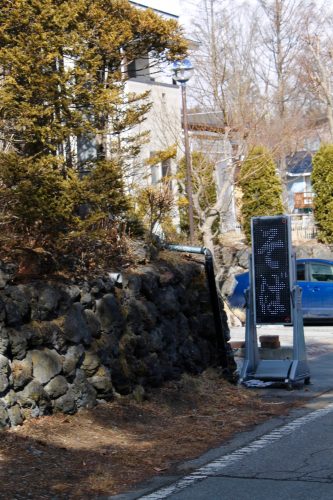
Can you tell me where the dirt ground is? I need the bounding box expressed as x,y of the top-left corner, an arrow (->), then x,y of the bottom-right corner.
0,370 -> 298,499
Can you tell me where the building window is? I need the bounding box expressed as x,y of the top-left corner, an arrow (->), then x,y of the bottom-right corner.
162,158 -> 171,178
127,55 -> 150,79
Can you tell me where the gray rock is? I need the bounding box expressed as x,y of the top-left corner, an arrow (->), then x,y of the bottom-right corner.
0,326 -> 9,355
3,389 -> 17,407
36,284 -> 61,320
7,404 -> 23,426
0,354 -> 10,393
0,260 -> 17,289
71,369 -> 97,409
237,248 -> 249,269
4,286 -> 30,326
221,274 -> 237,298
62,345 -> 84,377
102,276 -> 115,293
80,292 -> 93,308
11,357 -> 32,390
88,366 -> 113,397
44,375 -> 68,399
40,321 -> 67,353
90,278 -> 105,295
95,294 -> 124,333
16,380 -> 51,415
127,298 -> 158,334
0,373 -> 8,394
64,303 -> 92,345
148,328 -> 164,353
122,274 -> 142,297
141,272 -> 159,300
83,309 -> 101,338
60,284 -> 81,303
221,247 -> 237,268
0,401 -> 9,429
8,328 -> 29,360
0,298 -> 6,322
81,351 -> 100,377
155,287 -> 180,317
26,323 -> 44,347
159,269 -> 178,287
53,389 -> 77,414
56,284 -> 81,314
0,269 -> 10,288
31,348 -> 62,385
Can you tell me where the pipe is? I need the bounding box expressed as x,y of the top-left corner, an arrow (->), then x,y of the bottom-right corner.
166,244 -> 238,382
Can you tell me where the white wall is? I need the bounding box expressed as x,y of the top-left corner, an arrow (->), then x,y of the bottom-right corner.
126,79 -> 181,186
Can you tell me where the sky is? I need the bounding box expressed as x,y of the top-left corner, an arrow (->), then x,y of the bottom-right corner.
132,0 -> 331,37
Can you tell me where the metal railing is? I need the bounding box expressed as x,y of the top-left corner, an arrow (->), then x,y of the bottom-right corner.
291,216 -> 317,240
226,218 -> 317,241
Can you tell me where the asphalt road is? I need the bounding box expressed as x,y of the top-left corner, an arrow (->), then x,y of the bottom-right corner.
111,326 -> 333,500
144,395 -> 333,500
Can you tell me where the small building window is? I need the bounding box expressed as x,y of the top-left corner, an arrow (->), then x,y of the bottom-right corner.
162,158 -> 171,178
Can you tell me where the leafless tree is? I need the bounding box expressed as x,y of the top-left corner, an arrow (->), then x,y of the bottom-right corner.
298,2 -> 333,141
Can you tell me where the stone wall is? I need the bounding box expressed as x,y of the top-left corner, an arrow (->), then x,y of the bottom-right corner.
0,256 -> 227,428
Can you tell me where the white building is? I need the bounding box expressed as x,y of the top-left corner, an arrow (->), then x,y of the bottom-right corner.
126,1 -> 182,190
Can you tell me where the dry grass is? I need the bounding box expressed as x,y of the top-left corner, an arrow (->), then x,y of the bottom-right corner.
0,370 -> 297,499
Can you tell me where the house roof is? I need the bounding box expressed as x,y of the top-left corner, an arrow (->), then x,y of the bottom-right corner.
187,112 -> 226,133
286,151 -> 313,177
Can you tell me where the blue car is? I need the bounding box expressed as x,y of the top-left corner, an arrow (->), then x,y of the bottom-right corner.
228,258 -> 333,322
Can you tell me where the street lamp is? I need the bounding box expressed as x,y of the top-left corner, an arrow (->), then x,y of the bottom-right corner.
172,58 -> 195,244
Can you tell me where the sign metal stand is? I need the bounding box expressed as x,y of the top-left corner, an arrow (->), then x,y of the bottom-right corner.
240,216 -> 310,387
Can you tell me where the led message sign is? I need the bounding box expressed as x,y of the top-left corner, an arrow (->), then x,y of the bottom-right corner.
251,216 -> 293,324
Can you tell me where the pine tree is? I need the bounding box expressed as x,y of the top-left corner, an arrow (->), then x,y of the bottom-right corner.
239,146 -> 284,240
0,0 -> 187,246
312,144 -> 333,243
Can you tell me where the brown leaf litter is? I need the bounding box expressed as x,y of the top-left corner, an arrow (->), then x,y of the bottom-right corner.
0,370 -> 298,499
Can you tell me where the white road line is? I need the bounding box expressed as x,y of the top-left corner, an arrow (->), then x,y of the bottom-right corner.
140,402 -> 333,499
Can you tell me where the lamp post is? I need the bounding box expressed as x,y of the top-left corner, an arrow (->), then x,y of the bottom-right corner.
172,59 -> 195,244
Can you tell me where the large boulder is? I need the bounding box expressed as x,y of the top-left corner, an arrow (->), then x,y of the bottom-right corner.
70,370 -> 97,409
0,354 -> 10,393
63,303 -> 92,345
16,380 -> 52,417
11,357 -> 33,390
7,328 -> 30,360
0,326 -> 9,355
0,401 -> 9,429
95,294 -> 124,334
44,375 -> 68,399
154,286 -> 180,317
81,350 -> 100,377
3,286 -> 31,326
0,261 -> 17,289
88,365 -> 113,398
31,348 -> 62,385
34,284 -> 61,320
62,345 -> 84,377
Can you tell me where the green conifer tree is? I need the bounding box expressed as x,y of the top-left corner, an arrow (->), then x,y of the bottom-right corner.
0,0 -> 187,246
312,144 -> 333,243
239,146 -> 284,240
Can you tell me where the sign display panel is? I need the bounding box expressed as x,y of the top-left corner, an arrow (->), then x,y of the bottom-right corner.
251,216 -> 293,324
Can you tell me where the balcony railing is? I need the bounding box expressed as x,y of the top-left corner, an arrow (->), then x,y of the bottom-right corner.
294,192 -> 314,209
291,215 -> 317,240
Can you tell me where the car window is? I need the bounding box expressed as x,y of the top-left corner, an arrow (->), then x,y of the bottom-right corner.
297,263 -> 306,281
309,263 -> 333,282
